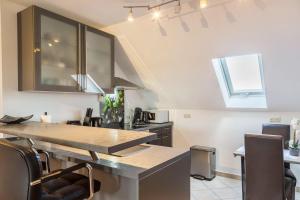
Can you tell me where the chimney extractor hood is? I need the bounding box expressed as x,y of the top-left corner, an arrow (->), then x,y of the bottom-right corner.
114,77 -> 142,90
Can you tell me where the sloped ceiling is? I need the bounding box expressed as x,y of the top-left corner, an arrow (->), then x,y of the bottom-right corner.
107,0 -> 300,111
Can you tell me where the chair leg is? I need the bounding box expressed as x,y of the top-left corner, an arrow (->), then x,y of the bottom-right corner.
292,186 -> 295,200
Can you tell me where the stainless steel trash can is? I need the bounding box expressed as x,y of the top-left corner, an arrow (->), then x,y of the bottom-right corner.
190,145 -> 216,180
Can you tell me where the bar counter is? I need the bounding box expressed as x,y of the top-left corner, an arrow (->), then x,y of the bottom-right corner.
0,122 -> 190,200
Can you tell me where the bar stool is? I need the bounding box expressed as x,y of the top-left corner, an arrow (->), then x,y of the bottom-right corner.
0,140 -> 101,200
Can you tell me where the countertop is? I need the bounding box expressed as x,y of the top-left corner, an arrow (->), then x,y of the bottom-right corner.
0,121 -> 188,179
0,122 -> 157,154
31,141 -> 190,179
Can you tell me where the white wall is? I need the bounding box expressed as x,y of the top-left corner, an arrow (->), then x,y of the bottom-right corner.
1,0 -> 99,122
170,110 -> 300,175
105,0 -> 300,183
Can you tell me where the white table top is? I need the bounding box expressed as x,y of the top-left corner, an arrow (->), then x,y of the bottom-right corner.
234,146 -> 300,164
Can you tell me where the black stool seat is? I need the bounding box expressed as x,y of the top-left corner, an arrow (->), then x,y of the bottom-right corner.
0,140 -> 100,200
42,173 -> 101,200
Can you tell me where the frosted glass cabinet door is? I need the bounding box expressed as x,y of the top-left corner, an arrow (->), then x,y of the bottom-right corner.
35,8 -> 80,92
83,26 -> 114,93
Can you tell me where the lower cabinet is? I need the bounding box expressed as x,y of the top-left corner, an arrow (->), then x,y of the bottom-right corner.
148,126 -> 173,147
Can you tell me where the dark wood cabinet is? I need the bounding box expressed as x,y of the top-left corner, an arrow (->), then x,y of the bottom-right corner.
148,125 -> 173,147
18,6 -> 114,93
81,26 -> 114,93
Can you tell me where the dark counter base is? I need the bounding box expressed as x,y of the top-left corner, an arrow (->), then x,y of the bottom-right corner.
125,122 -> 173,147
139,152 -> 190,200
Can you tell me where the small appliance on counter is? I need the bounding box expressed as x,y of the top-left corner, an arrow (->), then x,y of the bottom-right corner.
131,108 -> 169,127
147,110 -> 169,124
83,108 -> 93,126
132,107 -> 143,125
141,111 -> 155,123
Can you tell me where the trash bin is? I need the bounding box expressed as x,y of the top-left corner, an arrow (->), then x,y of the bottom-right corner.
190,145 -> 216,181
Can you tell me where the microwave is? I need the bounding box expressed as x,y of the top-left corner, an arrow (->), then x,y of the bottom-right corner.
147,110 -> 169,124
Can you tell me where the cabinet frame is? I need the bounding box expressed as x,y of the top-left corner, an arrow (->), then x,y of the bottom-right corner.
18,6 -> 114,93
34,7 -> 81,92
81,25 -> 115,93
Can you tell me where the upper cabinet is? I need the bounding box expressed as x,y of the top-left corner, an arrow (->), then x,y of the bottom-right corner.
18,6 -> 114,93
82,26 -> 114,94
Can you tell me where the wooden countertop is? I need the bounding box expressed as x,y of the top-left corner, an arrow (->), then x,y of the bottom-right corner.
0,122 -> 157,154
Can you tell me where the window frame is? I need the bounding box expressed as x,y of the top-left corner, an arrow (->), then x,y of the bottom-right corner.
219,54 -> 265,97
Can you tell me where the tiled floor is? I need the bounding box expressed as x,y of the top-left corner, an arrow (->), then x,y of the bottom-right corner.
190,176 -> 300,200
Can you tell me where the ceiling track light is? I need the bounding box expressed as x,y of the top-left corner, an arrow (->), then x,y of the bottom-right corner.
200,0 -> 208,9
124,0 -> 181,22
127,8 -> 134,22
152,7 -> 161,21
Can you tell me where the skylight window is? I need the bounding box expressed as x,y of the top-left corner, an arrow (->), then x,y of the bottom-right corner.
212,54 -> 267,109
220,54 -> 264,96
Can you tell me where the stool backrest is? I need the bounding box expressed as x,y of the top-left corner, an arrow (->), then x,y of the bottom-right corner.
0,140 -> 42,200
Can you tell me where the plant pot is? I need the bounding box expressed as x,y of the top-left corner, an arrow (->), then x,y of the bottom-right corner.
289,148 -> 300,156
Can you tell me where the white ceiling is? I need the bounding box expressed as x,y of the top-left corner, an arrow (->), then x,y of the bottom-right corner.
8,0 -> 191,26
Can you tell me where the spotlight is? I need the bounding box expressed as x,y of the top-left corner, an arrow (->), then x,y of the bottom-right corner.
48,43 -> 53,47
200,0 -> 208,9
152,8 -> 161,20
127,8 -> 134,22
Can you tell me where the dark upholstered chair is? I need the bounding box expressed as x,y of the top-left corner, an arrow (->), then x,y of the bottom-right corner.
262,124 -> 297,189
262,124 -> 290,149
0,140 -> 101,200
245,134 -> 296,200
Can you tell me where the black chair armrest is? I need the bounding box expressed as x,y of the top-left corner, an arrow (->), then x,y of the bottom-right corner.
31,163 -> 94,200
36,149 -> 51,173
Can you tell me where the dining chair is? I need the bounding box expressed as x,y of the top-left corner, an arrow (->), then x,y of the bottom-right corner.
262,124 -> 297,190
245,134 -> 296,200
262,124 -> 290,149
0,139 -> 101,200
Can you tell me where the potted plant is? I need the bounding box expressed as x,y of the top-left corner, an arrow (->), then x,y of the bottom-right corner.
290,118 -> 300,156
102,90 -> 124,128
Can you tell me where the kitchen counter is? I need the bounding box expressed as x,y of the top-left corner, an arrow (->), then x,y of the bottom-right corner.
0,121 -> 157,154
0,122 -> 190,200
31,141 -> 189,179
123,122 -> 173,131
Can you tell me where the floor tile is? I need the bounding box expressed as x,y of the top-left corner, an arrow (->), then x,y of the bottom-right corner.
202,179 -> 228,189
211,188 -> 241,199
191,176 -> 300,200
192,189 -> 220,200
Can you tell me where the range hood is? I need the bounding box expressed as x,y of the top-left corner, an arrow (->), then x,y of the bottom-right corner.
113,77 -> 142,90
71,74 -> 142,94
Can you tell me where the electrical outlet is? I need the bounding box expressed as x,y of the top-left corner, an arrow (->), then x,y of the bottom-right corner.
184,114 -> 191,119
270,117 -> 282,123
